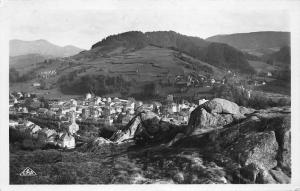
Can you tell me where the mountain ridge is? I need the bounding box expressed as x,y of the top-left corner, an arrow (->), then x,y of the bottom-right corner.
206,31 -> 290,56
10,39 -> 84,57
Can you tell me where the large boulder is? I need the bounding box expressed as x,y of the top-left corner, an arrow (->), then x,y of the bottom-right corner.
264,115 -> 291,174
203,98 -> 240,115
187,104 -> 237,135
190,108 -> 234,131
226,131 -> 278,170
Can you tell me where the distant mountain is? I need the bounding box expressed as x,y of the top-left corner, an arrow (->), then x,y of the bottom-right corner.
10,39 -> 84,57
90,31 -> 254,74
206,31 -> 290,56
9,54 -> 52,70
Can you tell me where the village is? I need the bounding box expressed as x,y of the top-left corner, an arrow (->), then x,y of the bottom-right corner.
8,68 -> 270,150
9,91 -> 209,150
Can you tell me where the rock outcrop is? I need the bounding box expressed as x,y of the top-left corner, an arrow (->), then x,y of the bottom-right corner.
176,103 -> 291,184
186,98 -> 251,135
91,98 -> 291,184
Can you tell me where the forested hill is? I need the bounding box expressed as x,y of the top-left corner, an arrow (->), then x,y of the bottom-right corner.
90,31 -> 255,74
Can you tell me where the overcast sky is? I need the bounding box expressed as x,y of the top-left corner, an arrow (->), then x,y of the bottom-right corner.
7,0 -> 291,49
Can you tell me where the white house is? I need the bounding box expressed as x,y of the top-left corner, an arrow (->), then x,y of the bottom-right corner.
85,93 -> 92,100
247,90 -> 252,99
31,125 -> 42,134
32,82 -> 41,87
167,103 -> 178,113
67,111 -> 79,135
9,120 -> 19,128
267,72 -> 272,77
95,97 -> 102,105
125,102 -> 135,111
58,133 -> 76,149
70,99 -> 77,106
107,97 -> 112,103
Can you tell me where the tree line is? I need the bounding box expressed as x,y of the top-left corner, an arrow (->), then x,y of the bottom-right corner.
58,72 -> 131,96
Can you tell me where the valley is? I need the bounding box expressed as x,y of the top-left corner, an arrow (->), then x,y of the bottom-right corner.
9,30 -> 291,185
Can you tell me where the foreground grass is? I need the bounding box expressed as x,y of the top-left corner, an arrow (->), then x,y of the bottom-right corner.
10,143 -> 228,184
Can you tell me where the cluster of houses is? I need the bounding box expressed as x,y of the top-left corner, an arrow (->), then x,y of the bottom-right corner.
175,73 -> 226,90
9,92 -> 208,149
38,70 -> 57,79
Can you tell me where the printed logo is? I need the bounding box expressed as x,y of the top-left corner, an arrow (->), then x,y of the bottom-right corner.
19,167 -> 37,176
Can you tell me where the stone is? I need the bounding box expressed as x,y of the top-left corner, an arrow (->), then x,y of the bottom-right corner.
256,169 -> 277,184
93,137 -> 112,145
187,107 -> 234,134
172,172 -> 185,183
266,115 -> 291,174
200,109 -> 234,128
226,131 -> 278,170
239,163 -> 260,182
269,169 -> 290,183
203,98 -> 240,115
239,106 -> 255,115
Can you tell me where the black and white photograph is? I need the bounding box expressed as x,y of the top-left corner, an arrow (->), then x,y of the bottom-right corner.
1,0 -> 300,190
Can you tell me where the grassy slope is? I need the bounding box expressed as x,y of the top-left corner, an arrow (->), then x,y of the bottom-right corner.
9,46 -> 224,98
